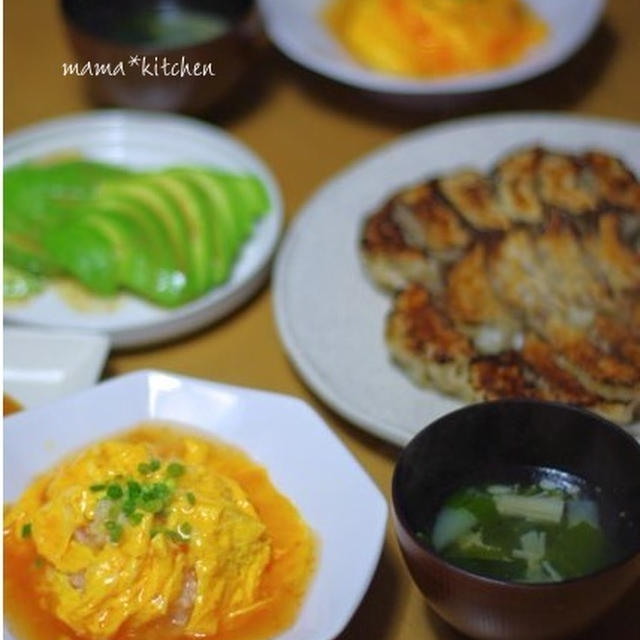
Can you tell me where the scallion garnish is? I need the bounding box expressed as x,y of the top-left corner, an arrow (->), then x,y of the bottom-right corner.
105,521 -> 123,543
177,522 -> 192,541
166,462 -> 185,478
106,484 -> 124,500
21,523 -> 32,538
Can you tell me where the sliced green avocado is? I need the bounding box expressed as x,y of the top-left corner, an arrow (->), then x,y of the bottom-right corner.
171,168 -> 247,248
43,220 -> 119,296
4,160 -> 131,234
98,177 -> 192,293
85,206 -> 188,306
143,173 -> 214,296
4,231 -> 60,275
166,171 -> 240,285
209,170 -> 270,222
91,197 -> 188,305
4,264 -> 44,300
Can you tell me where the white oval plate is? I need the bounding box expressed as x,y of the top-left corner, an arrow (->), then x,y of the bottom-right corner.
4,370 -> 387,640
273,113 -> 640,446
258,0 -> 603,95
4,111 -> 283,349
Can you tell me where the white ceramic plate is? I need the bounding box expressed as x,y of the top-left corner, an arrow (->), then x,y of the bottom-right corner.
4,370 -> 387,640
259,0 -> 603,95
273,113 -> 640,446
3,327 -> 109,410
4,111 -> 283,349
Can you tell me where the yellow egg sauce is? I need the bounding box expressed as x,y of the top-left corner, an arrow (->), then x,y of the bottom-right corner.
325,0 -> 548,77
4,424 -> 315,640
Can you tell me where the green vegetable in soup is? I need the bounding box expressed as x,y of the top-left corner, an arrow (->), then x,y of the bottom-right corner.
425,481 -> 613,583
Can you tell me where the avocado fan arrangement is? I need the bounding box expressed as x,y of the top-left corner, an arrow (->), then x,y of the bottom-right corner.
3,159 -> 270,307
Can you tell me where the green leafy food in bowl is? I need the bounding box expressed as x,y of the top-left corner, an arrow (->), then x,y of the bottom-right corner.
3,159 -> 270,307
426,480 -> 614,583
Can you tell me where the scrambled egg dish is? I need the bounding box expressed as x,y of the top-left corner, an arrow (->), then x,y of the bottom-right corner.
325,0 -> 548,77
4,425 -> 314,640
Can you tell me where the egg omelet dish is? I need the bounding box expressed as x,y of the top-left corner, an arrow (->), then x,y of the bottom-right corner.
4,425 -> 315,640
325,0 -> 548,77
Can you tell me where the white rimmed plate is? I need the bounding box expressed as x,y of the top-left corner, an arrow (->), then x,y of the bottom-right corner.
3,327 -> 109,409
258,0 -> 603,95
3,370 -> 387,640
4,110 -> 283,349
272,113 -> 640,446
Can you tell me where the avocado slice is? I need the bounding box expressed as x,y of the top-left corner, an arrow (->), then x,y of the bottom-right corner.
143,173 -> 214,296
87,205 -> 189,306
98,177 -> 192,295
209,170 -> 270,222
4,265 -> 44,300
43,220 -> 119,296
4,230 -> 60,275
166,171 -> 240,285
93,196 -> 188,304
171,168 -> 247,249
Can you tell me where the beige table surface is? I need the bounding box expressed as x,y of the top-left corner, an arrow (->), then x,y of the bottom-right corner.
4,1 -> 640,638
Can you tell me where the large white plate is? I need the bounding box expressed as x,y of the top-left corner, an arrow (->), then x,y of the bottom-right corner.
258,0 -> 603,95
4,111 -> 284,349
3,327 -> 109,409
273,113 -> 640,446
4,370 -> 387,640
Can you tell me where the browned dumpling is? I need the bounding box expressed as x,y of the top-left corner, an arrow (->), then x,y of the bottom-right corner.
360,146 -> 640,425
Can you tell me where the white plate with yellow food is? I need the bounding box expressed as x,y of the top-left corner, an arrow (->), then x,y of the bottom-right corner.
258,0 -> 603,94
3,327 -> 109,412
4,370 -> 387,640
3,111 -> 283,349
273,113 -> 640,446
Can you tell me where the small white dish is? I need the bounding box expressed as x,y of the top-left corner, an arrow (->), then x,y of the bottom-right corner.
3,327 -> 109,409
258,0 -> 603,95
272,113 -> 640,446
4,370 -> 388,640
4,110 -> 284,349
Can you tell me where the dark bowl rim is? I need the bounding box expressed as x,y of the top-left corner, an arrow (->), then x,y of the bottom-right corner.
392,399 -> 640,590
60,1 -> 256,54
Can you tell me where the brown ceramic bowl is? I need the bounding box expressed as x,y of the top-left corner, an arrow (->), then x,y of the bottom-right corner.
60,0 -> 258,114
392,400 -> 640,640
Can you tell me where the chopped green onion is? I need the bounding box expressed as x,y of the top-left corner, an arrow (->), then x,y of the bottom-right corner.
149,459 -> 161,472
138,462 -> 151,475
166,462 -> 185,478
107,484 -> 124,500
128,512 -> 143,526
21,523 -> 32,538
122,499 -> 137,515
106,523 -> 123,543
127,481 -> 142,499
90,484 -> 106,492
177,522 -> 192,540
141,498 -> 163,513
164,529 -> 181,543
186,492 -> 196,506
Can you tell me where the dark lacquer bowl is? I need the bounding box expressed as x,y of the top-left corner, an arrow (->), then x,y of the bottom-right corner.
392,400 -> 640,640
61,0 -> 257,114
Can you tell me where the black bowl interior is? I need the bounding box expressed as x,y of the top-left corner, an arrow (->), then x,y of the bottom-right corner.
393,401 -> 640,567
61,0 -> 253,44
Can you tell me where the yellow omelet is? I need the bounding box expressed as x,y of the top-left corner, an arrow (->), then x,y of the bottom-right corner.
325,0 -> 548,77
4,433 -> 275,639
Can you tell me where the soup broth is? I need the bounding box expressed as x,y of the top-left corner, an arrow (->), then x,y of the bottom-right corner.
424,478 -> 617,583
